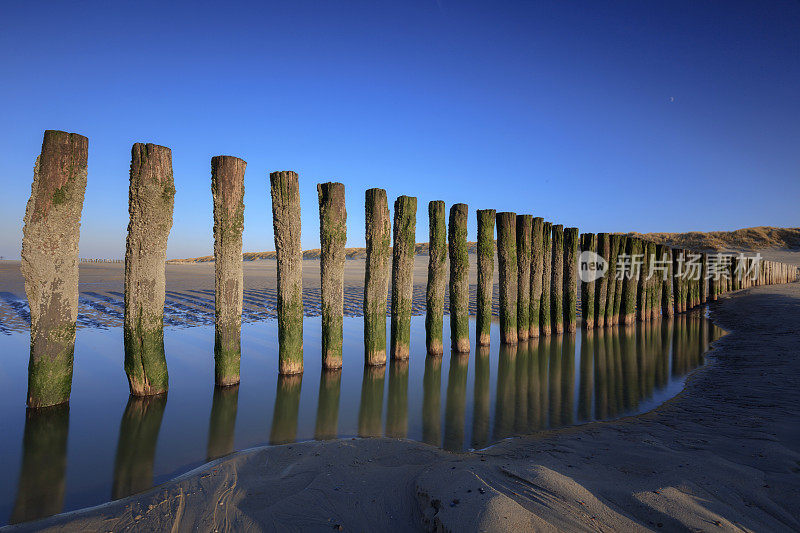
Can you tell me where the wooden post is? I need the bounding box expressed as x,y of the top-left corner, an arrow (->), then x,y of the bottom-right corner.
551,225 -> 564,334
563,227 -> 579,333
540,222 -> 552,336
124,143 -> 175,396
595,233 -> 610,328
390,195 -> 417,360
364,189 -> 391,365
476,209 -> 496,346
22,130 -> 88,408
449,203 -> 470,352
621,237 -> 638,324
580,233 -> 597,329
636,240 -> 649,322
426,201 -> 447,355
530,217 -> 545,338
604,235 -> 619,326
516,215 -> 533,340
496,212 -> 518,344
659,245 -> 674,318
211,156 -> 246,386
318,182 -> 347,369
270,171 -> 304,375
612,235 -> 625,324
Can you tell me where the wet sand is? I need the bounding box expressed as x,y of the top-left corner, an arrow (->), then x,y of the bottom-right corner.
8,280 -> 800,531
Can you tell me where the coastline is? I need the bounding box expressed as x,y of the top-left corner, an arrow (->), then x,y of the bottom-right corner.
6,281 -> 800,531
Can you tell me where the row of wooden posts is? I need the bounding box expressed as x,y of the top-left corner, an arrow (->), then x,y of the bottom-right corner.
20,130 -> 799,408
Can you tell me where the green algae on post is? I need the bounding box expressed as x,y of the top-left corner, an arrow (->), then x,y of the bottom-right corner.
22,130 -> 88,408
550,224 -> 564,335
563,227 -> 579,333
530,217 -> 545,338
595,233 -> 610,328
364,188 -> 391,365
580,233 -> 597,329
476,209 -> 496,346
211,155 -> 246,386
540,222 -> 553,336
390,195 -> 417,360
516,215 -> 532,340
621,237 -> 638,325
611,235 -> 625,325
496,212 -> 518,344
124,143 -> 174,396
318,182 -> 347,369
270,171 -> 304,375
426,201 -> 447,355
449,203 -> 470,352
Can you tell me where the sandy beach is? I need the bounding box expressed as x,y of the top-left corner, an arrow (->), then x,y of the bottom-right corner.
5,278 -> 798,532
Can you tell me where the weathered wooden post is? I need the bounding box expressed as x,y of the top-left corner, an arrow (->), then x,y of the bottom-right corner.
449,203 -> 470,352
672,248 -> 683,314
646,242 -> 658,319
540,222 -> 553,335
700,252 -> 709,304
124,143 -> 174,396
550,225 -> 565,334
390,195 -> 417,360
211,156 -> 246,386
530,217 -> 545,338
612,235 -> 625,324
364,189 -> 391,365
659,245 -> 674,318
496,212 -> 518,344
426,201 -> 447,355
621,237 -> 639,324
270,171 -> 304,375
580,233 -> 596,329
22,130 -> 88,408
595,233 -> 610,328
318,182 -> 347,369
564,227 -> 579,333
476,209 -> 496,346
516,215 -> 533,340
604,235 -> 619,326
636,240 -> 649,322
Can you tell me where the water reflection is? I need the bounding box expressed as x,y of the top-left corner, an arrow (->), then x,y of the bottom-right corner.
5,314 -> 724,525
10,406 -> 69,524
207,385 -> 239,461
112,394 -> 167,500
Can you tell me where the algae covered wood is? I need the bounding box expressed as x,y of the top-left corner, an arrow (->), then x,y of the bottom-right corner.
124,143 -> 175,396
540,222 -> 552,335
476,209 -> 496,346
390,195 -> 417,360
595,233 -> 610,328
496,212 -> 518,344
318,182 -> 347,369
449,203 -> 470,353
270,171 -> 303,374
364,189 -> 391,365
550,225 -> 564,334
580,233 -> 596,329
516,215 -> 532,340
530,217 -> 544,338
563,227 -> 579,333
426,201 -> 447,355
21,130 -> 88,408
211,155 -> 246,386
621,237 -> 639,324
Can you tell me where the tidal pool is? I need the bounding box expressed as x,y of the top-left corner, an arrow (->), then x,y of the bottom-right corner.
0,314 -> 722,525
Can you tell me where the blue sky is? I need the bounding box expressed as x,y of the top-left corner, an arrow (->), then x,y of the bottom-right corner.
1,1 -> 798,259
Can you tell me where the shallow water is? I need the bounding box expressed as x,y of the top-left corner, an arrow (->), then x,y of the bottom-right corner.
0,314 -> 722,525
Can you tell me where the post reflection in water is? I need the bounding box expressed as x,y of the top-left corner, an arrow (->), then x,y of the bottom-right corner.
5,314 -> 725,525
10,405 -> 69,524
112,394 -> 167,500
315,369 -> 342,440
270,375 -> 302,445
422,355 -> 443,446
358,365 -> 385,437
443,353 -> 469,451
386,360 -> 409,438
207,385 -> 239,461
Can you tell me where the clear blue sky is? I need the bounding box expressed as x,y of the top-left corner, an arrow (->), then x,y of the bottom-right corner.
1,1 -> 798,259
